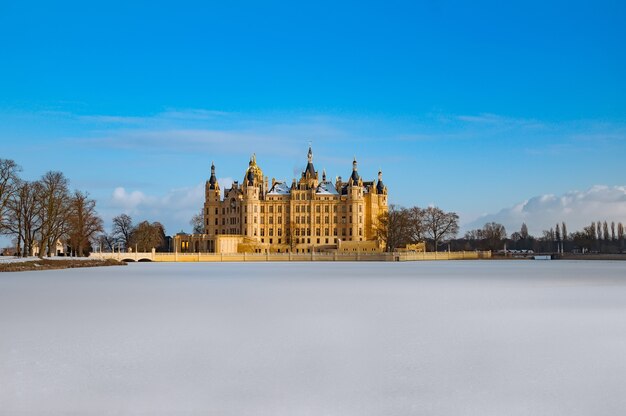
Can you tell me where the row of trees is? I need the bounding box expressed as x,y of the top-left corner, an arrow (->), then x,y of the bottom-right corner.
97,214 -> 167,253
375,205 -> 460,252
461,220 -> 626,253
0,159 -> 104,257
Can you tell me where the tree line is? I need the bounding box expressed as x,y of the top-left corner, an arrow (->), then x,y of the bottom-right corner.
460,220 -> 626,253
1,158 -> 169,257
0,159 -> 103,257
97,214 -> 168,253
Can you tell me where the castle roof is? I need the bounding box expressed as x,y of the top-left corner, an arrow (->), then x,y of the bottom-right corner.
268,181 -> 291,195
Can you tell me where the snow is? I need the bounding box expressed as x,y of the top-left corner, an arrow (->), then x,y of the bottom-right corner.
268,181 -> 291,195
316,181 -> 339,195
1,261 -> 625,415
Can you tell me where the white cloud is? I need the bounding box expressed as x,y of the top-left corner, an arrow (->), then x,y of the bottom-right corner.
106,177 -> 235,235
464,185 -> 626,236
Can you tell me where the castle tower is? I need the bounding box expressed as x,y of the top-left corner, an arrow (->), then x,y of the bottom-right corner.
204,162 -> 221,235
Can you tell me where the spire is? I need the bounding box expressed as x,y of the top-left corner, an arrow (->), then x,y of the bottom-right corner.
350,157 -> 360,184
322,168 -> 326,182
303,146 -> 316,178
209,162 -> 218,189
376,170 -> 385,193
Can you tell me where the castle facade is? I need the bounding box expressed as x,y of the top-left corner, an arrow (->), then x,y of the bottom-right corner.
175,147 -> 387,254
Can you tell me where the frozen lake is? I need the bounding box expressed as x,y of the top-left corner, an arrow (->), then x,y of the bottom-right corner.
1,261 -> 625,415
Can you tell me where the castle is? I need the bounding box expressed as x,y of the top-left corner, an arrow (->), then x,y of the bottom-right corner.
174,147 -> 388,254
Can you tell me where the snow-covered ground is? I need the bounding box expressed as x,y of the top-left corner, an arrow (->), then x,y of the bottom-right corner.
1,261 -> 625,415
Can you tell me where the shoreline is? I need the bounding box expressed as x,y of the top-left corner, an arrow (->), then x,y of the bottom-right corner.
0,258 -> 127,272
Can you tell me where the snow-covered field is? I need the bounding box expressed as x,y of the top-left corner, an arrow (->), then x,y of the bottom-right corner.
1,261 -> 625,415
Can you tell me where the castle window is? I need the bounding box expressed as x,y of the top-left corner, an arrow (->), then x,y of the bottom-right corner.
307,228 -> 310,236
254,206 -> 258,213
222,208 -> 225,215
359,216 -> 362,224
324,206 -> 329,213
278,239 -> 281,244
269,229 -> 273,236
278,228 -> 282,236
269,206 -> 274,213
278,216 -> 282,223
325,216 -> 329,224
349,206 -> 352,212
222,218 -> 225,225
254,216 -> 257,224
342,229 -> 346,236
325,228 -> 329,236
261,206 -> 265,213
278,206 -> 282,213
215,208 -> 218,214
316,206 -> 320,213
269,216 -> 273,224
334,216 -> 337,223
359,205 -> 362,213
359,228 -> 362,236
317,238 -> 320,244
333,229 -> 337,236
333,206 -> 337,213
296,229 -> 300,236
307,206 -> 311,213
316,228 -> 320,236
215,218 -> 218,225
316,216 -> 320,224
296,205 -> 300,213
260,217 -> 264,224
261,229 -> 265,236
350,229 -> 353,236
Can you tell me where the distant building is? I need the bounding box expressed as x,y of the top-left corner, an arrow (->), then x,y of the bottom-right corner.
174,147 -> 388,253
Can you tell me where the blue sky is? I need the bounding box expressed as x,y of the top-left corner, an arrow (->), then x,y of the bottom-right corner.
1,0 -> 625,238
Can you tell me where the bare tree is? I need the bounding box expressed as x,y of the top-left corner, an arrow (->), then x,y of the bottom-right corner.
190,209 -> 204,234
0,159 -> 21,232
130,221 -> 165,252
375,205 -> 412,252
611,221 -> 616,241
603,221 -> 610,241
96,232 -> 117,252
37,171 -> 71,257
520,223 -> 529,239
406,206 -> 424,243
482,222 -> 507,250
4,180 -> 42,256
422,206 -> 459,251
112,214 -> 134,250
66,191 -> 104,257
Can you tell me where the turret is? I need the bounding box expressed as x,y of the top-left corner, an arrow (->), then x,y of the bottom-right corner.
208,162 -> 219,190
376,170 -> 386,194
350,157 -> 360,185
